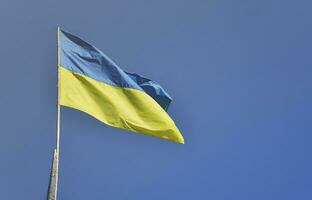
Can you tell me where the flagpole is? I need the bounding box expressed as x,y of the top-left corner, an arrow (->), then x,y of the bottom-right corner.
48,27 -> 61,200
55,25 -> 61,199
56,26 -> 61,160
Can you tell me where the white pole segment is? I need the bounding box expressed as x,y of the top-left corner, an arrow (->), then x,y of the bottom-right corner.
56,26 -> 61,153
48,27 -> 61,200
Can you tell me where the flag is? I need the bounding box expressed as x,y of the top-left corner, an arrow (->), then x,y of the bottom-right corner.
58,29 -> 184,144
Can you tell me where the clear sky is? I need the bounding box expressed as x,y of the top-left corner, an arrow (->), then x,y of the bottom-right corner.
0,0 -> 311,199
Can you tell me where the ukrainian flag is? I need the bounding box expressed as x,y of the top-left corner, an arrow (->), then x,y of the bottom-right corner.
58,29 -> 184,144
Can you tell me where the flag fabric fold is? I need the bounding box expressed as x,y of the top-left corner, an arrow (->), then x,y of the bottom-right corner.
58,29 -> 184,144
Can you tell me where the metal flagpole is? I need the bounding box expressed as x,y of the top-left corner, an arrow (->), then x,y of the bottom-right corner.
48,27 -> 61,200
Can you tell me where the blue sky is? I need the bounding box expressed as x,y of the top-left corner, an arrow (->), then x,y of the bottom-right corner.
0,0 -> 311,199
